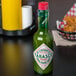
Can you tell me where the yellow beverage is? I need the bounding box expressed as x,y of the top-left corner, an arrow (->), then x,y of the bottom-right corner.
2,0 -> 22,31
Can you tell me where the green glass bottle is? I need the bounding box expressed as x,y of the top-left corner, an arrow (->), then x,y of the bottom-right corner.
33,2 -> 53,75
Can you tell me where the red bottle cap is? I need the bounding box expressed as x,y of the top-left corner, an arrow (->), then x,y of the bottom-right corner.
38,2 -> 48,10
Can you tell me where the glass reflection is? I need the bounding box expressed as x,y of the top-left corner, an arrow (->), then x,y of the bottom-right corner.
0,36 -> 34,76
0,36 -> 3,76
2,37 -> 23,76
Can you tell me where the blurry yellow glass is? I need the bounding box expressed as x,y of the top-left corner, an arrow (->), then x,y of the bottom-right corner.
2,0 -> 22,31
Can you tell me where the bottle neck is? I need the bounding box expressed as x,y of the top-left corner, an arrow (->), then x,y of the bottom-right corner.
38,10 -> 48,31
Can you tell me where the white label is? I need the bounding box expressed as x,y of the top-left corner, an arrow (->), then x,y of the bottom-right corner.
33,43 -> 53,70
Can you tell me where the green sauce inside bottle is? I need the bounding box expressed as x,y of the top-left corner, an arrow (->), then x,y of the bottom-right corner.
33,2 -> 53,75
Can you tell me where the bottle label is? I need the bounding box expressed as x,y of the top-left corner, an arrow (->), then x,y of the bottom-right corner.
33,43 -> 53,70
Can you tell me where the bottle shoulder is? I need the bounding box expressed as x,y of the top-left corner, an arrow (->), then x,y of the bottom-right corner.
33,30 -> 53,42
33,30 -> 53,49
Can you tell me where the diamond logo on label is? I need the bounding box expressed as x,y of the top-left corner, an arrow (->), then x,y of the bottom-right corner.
33,43 -> 53,70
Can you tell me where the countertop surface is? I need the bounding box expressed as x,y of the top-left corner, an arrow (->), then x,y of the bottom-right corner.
0,32 -> 76,76
0,0 -> 76,76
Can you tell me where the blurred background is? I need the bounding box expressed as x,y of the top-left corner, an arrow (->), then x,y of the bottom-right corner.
22,0 -> 76,29
0,0 -> 76,76
0,0 -> 76,30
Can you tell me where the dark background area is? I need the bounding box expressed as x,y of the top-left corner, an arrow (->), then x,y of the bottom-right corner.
0,35 -> 76,76
0,0 -> 76,76
22,0 -> 76,29
0,0 -> 76,29
50,0 -> 76,29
